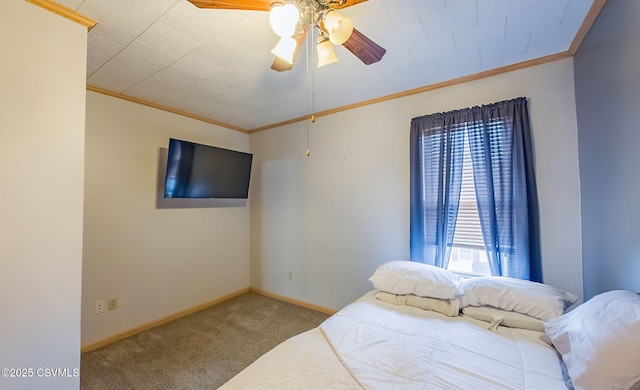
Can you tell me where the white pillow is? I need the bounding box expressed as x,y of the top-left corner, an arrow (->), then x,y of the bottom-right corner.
462,306 -> 545,331
460,276 -> 577,321
375,291 -> 408,305
369,261 -> 463,299
375,291 -> 460,317
406,294 -> 461,317
544,290 -> 640,390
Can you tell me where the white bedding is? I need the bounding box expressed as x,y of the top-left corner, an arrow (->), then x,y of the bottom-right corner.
219,327 -> 361,389
221,292 -> 568,389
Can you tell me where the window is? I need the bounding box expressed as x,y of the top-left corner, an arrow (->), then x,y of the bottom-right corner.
446,132 -> 491,276
409,98 -> 541,281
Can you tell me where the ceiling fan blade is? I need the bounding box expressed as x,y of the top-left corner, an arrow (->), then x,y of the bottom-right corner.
271,57 -> 294,72
187,0 -> 272,11
271,31 -> 308,72
342,27 -> 386,65
332,0 -> 368,9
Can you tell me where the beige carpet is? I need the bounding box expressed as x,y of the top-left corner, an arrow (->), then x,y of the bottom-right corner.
81,292 -> 330,389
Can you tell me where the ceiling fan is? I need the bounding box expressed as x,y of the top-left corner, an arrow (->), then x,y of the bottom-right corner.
187,0 -> 386,72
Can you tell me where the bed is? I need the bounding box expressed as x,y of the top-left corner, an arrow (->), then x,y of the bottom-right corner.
221,262 -> 640,390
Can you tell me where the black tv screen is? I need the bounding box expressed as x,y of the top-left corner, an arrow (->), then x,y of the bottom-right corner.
164,138 -> 253,199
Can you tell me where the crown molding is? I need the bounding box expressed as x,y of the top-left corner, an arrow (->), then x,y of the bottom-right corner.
249,52 -> 572,133
86,86 -> 249,134
25,0 -> 97,30
568,0 -> 607,55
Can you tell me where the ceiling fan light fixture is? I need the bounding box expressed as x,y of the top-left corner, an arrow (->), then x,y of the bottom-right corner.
271,36 -> 297,64
269,2 -> 300,38
323,10 -> 353,45
317,36 -> 339,67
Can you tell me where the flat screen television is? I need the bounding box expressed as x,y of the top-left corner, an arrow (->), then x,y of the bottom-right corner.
164,138 -> 253,199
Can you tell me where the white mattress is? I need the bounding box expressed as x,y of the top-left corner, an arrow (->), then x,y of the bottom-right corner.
221,292 -> 568,389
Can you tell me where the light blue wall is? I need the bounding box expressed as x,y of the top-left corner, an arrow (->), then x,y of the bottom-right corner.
575,0 -> 640,298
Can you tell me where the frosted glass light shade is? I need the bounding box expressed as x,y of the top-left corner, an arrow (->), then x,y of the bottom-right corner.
269,3 -> 299,38
323,10 -> 353,45
271,36 -> 297,64
317,39 -> 338,67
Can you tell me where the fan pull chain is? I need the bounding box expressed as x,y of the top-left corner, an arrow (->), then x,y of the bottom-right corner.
305,7 -> 314,157
304,30 -> 313,157
307,49 -> 315,157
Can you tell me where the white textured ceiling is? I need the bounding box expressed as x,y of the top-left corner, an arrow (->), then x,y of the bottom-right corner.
58,0 -> 596,131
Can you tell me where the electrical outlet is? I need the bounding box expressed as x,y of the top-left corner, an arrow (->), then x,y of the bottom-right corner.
95,300 -> 106,314
288,271 -> 293,279
108,297 -> 118,311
